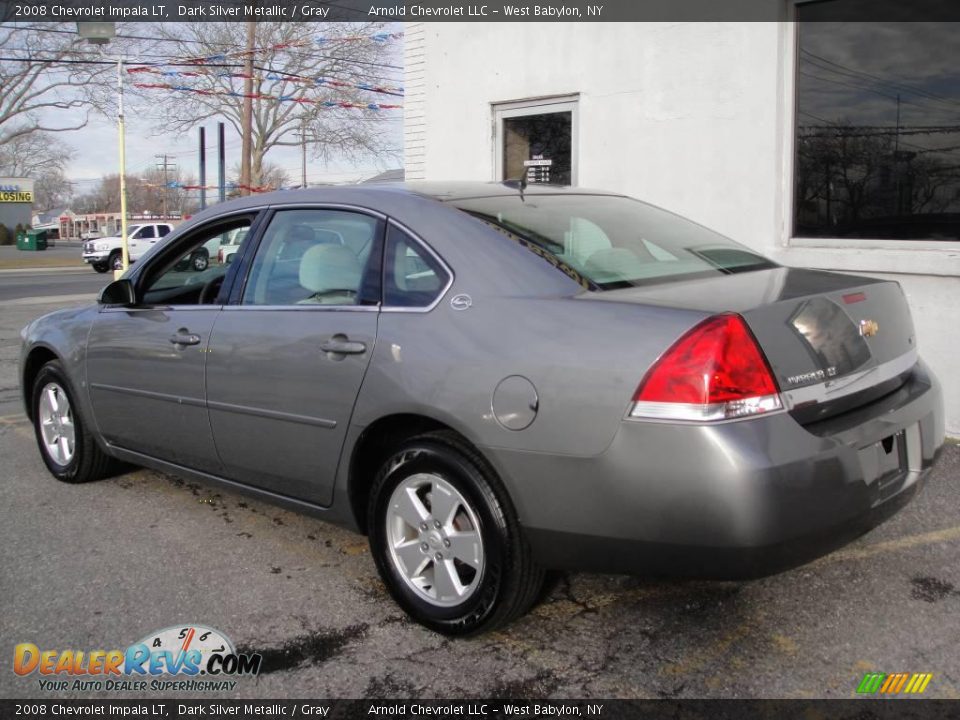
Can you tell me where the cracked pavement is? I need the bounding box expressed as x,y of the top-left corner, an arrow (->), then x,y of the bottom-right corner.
2,299 -> 959,700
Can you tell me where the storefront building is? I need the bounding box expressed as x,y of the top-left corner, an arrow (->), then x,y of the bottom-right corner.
0,177 -> 34,233
403,16 -> 960,434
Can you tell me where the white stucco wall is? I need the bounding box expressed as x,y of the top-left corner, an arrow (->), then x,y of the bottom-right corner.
405,21 -> 960,435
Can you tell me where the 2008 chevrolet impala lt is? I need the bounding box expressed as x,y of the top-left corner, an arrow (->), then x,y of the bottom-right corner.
20,183 -> 945,634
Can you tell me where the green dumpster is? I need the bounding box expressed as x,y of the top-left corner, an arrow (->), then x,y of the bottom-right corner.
18,229 -> 47,251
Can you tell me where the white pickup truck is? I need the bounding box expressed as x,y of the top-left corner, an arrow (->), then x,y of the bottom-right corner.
82,223 -> 174,273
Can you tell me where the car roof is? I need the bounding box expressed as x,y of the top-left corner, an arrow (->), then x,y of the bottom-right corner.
194,182 -> 622,213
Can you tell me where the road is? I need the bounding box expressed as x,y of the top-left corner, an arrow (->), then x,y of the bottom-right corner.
0,268 -> 108,303
1,297 -> 959,701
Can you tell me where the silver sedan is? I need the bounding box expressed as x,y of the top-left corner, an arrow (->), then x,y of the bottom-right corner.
20,183 -> 945,635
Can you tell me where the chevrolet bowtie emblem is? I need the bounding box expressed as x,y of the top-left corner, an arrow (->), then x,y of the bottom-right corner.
859,319 -> 879,337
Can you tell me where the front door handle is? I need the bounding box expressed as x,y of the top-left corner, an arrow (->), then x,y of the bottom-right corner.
320,336 -> 367,355
169,330 -> 202,347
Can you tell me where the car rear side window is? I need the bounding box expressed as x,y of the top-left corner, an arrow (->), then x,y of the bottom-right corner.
383,225 -> 450,308
241,209 -> 381,307
453,195 -> 776,289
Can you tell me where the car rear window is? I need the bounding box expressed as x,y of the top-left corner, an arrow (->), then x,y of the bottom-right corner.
452,194 -> 776,289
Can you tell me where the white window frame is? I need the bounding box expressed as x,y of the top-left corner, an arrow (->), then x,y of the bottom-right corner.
492,95 -> 580,186
780,3 -> 960,277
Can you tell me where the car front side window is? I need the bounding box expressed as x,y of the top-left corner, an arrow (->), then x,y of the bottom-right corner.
139,218 -> 253,306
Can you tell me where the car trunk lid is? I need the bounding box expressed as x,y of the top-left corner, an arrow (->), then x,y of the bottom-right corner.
590,267 -> 917,423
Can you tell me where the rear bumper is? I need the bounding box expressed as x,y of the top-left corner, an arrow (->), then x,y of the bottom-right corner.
492,360 -> 945,578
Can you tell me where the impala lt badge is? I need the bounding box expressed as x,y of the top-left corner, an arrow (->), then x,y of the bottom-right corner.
860,319 -> 879,337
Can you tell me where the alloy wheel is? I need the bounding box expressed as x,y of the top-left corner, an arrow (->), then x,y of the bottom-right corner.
385,472 -> 485,607
38,382 -> 75,466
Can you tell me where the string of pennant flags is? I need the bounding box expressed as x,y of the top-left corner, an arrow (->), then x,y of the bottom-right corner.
141,180 -> 278,193
126,66 -> 404,97
181,33 -> 403,65
132,82 -> 403,110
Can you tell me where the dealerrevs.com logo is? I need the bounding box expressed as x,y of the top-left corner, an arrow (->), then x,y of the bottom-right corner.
14,625 -> 261,692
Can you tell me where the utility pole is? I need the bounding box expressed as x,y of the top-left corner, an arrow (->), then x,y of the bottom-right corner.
155,154 -> 177,219
239,18 -> 256,196
218,122 -> 226,203
199,127 -> 207,210
300,116 -> 307,188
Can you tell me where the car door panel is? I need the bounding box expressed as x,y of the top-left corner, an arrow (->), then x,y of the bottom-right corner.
86,307 -> 221,472
203,207 -> 384,507
205,308 -> 377,506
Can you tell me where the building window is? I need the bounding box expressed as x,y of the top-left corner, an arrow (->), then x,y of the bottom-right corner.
794,9 -> 960,240
494,97 -> 578,186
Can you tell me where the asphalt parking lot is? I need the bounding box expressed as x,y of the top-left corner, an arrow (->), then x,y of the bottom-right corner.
1,295 -> 958,700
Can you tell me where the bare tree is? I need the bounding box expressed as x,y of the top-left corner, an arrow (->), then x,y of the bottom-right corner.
228,161 -> 290,197
138,22 -> 402,186
0,130 -> 73,177
0,130 -> 75,210
0,23 -> 120,145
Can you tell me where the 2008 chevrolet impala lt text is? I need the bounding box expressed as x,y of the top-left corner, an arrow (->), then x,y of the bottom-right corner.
19,183 -> 945,634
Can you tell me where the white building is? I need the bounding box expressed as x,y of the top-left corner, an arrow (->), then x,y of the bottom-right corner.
403,20 -> 960,435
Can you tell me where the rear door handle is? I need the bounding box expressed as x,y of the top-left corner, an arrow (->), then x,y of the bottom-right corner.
169,331 -> 202,347
320,336 -> 367,355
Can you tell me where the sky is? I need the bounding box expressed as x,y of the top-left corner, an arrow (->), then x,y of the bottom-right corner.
27,22 -> 405,196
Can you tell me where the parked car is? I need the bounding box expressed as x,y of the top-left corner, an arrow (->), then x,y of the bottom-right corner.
217,227 -> 249,265
82,223 -> 174,273
21,183 -> 944,635
173,237 -> 221,272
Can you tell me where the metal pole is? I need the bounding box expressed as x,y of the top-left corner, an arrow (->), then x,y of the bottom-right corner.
199,127 -> 207,210
218,122 -> 226,203
116,55 -> 130,278
301,116 -> 307,188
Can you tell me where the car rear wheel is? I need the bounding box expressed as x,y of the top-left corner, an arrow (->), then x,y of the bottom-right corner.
368,431 -> 544,635
32,361 -> 115,483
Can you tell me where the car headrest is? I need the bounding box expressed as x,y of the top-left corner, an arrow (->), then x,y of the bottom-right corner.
299,244 -> 363,294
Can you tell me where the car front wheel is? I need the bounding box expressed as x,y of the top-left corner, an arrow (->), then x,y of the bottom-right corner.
368,431 -> 544,635
31,360 -> 115,483
109,251 -> 123,271
92,262 -> 109,273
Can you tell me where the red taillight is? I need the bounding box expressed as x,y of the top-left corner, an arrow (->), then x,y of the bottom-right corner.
630,314 -> 782,421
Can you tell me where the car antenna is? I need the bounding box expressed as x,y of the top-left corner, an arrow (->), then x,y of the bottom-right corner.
502,172 -> 528,201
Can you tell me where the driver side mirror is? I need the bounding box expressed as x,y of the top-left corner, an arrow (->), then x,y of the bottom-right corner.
98,279 -> 136,306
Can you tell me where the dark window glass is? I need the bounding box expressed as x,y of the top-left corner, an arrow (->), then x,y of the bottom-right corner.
157,225 -> 171,237
242,209 -> 379,306
141,218 -> 251,306
503,111 -> 572,185
795,14 -> 960,240
454,194 -> 776,290
383,225 -> 449,307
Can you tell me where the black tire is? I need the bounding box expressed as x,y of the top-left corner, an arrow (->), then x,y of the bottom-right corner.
92,262 -> 109,274
191,249 -> 209,272
109,251 -> 123,271
368,431 -> 544,636
31,360 -> 116,484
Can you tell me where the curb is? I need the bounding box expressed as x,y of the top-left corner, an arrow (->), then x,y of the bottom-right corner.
0,266 -> 91,275
7,293 -> 96,306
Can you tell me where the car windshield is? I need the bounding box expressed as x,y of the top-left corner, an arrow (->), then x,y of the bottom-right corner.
452,194 -> 776,290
